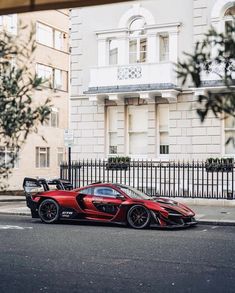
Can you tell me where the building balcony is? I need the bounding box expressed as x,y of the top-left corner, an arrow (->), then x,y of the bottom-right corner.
85,62 -> 180,102
200,60 -> 235,87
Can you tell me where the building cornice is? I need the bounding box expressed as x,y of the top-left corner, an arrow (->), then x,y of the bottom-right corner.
95,22 -> 181,37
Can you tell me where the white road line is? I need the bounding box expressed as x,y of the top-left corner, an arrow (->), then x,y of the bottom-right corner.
0,225 -> 33,230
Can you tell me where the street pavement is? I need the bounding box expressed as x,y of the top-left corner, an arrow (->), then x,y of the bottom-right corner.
0,214 -> 235,293
0,195 -> 235,225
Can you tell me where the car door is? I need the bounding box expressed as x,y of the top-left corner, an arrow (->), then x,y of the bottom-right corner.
79,186 -> 125,220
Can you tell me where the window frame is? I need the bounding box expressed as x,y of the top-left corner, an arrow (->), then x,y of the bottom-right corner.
0,146 -> 19,169
54,68 -> 63,90
159,34 -> 169,62
157,104 -> 169,158
36,22 -> 53,47
57,147 -> 64,167
36,21 -> 67,52
36,147 -> 50,168
127,105 -> 148,157
36,63 -> 68,92
106,106 -> 118,156
36,63 -> 53,87
93,187 -> 120,198
128,17 -> 147,64
223,115 -> 235,156
129,36 -> 147,64
44,107 -> 59,128
79,187 -> 93,195
0,14 -> 17,35
108,39 -> 118,65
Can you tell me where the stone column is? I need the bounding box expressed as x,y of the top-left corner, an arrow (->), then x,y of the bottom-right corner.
169,31 -> 178,63
118,33 -> 129,65
147,33 -> 157,63
97,38 -> 107,66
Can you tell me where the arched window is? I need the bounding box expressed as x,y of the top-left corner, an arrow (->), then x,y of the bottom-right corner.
129,17 -> 146,35
224,5 -> 235,33
129,17 -> 147,64
224,5 -> 235,16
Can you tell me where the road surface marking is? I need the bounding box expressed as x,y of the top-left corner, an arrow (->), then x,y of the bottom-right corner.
0,225 -> 33,230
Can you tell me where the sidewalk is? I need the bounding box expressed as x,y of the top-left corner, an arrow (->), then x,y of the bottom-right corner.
0,195 -> 25,202
0,195 -> 235,225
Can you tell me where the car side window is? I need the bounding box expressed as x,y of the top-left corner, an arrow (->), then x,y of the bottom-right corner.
79,187 -> 93,195
93,187 -> 119,198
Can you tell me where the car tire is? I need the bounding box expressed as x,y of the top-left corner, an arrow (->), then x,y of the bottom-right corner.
127,205 -> 150,229
38,199 -> 60,224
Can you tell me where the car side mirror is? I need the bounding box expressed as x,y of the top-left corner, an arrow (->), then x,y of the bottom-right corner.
116,194 -> 126,200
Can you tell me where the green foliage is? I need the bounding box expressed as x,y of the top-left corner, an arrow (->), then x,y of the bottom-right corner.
106,156 -> 131,170
205,157 -> 234,172
107,156 -> 131,164
177,20 -> 235,123
0,25 -> 51,186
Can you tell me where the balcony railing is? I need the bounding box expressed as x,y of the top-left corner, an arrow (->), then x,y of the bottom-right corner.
201,60 -> 235,83
88,62 -> 178,89
117,65 -> 142,80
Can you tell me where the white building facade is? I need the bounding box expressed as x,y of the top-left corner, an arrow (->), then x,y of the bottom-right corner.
70,0 -> 235,161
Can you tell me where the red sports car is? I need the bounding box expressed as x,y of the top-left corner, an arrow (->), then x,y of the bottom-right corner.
23,178 -> 197,229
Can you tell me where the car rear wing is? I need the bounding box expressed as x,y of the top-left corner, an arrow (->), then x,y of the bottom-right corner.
48,179 -> 73,191
23,177 -> 44,196
23,177 -> 73,196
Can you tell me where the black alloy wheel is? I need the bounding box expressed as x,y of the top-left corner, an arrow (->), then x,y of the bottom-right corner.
38,199 -> 60,224
127,205 -> 150,229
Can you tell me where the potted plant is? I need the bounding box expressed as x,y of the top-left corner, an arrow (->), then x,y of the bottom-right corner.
205,157 -> 234,172
106,156 -> 131,170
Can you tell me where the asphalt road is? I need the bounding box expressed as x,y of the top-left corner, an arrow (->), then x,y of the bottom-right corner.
0,215 -> 235,293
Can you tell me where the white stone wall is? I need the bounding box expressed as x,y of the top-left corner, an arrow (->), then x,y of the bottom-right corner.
169,93 -> 222,160
71,97 -> 105,159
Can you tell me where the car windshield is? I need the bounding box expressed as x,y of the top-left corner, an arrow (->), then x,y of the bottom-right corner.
117,185 -> 151,200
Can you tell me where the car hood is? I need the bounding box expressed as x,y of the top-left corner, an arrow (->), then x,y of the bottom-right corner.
128,197 -> 195,217
155,198 -> 195,216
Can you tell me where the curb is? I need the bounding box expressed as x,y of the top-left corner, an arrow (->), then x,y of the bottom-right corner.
0,199 -> 25,203
0,211 -> 31,216
197,220 -> 235,226
176,198 -> 235,207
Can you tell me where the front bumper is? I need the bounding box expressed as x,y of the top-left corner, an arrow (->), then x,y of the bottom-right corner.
151,210 -> 198,228
151,221 -> 198,229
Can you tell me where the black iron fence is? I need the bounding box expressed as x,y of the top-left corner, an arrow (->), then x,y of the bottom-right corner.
60,160 -> 235,199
